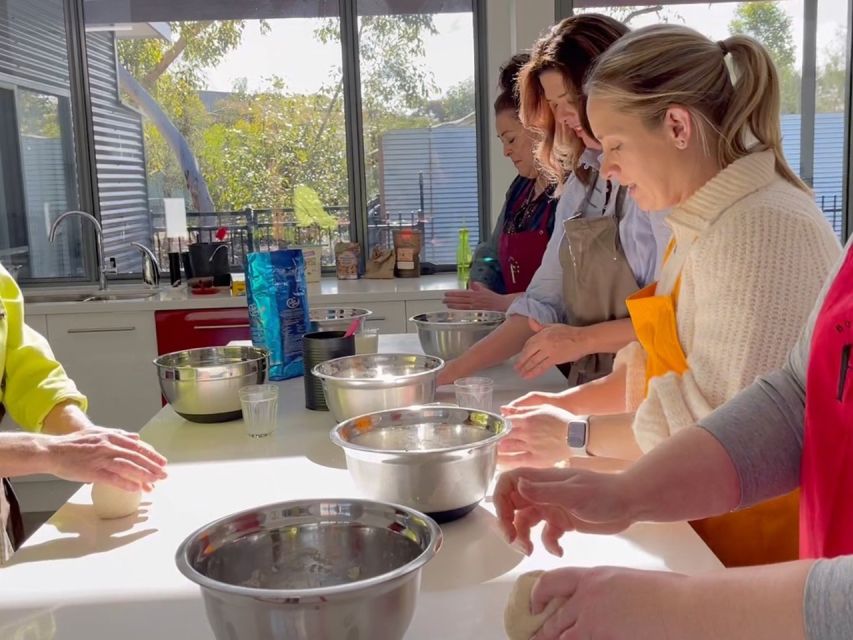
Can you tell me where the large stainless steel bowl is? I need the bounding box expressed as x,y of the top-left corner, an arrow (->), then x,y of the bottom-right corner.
175,498 -> 442,640
154,346 -> 268,423
312,353 -> 443,421
309,307 -> 372,332
410,310 -> 505,360
331,405 -> 510,522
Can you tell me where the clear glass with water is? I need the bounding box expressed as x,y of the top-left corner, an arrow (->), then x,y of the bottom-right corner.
355,327 -> 379,354
453,376 -> 494,411
239,384 -> 279,437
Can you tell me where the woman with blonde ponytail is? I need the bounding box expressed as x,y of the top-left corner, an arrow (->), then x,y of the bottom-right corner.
500,25 -> 841,568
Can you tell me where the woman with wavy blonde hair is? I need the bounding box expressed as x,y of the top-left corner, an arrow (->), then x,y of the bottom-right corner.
438,14 -> 668,388
501,25 -> 841,569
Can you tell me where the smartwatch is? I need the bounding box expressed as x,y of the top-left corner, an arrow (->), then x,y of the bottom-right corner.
567,415 -> 590,456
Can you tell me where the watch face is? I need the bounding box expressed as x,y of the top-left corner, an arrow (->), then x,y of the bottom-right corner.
567,420 -> 586,449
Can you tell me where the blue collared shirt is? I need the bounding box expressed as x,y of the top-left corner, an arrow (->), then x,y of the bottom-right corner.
507,150 -> 671,323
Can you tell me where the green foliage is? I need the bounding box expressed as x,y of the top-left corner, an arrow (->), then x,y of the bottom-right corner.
729,2 -> 800,114
816,28 -> 848,113
294,185 -> 339,230
730,2 -> 795,67
117,15 -> 468,224
17,92 -> 61,138
195,86 -> 350,212
426,77 -> 474,121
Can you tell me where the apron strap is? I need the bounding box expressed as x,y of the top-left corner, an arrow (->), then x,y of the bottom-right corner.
657,228 -> 699,297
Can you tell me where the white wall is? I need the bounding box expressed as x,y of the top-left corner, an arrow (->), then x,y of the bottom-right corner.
485,0 -> 556,227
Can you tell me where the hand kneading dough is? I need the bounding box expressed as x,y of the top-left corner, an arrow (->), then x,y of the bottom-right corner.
504,571 -> 564,640
91,483 -> 141,519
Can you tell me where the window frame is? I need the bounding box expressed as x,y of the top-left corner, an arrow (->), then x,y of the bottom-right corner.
53,0 -> 489,283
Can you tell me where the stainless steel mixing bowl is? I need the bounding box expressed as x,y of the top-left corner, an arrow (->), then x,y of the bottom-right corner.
312,353 -> 444,421
410,310 -> 505,360
175,498 -> 442,640
309,307 -> 372,331
153,346 -> 268,423
331,405 -> 510,522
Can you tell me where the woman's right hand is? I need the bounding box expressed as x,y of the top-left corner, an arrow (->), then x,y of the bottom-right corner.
443,282 -> 510,312
502,390 -> 574,414
437,358 -> 463,386
494,467 -> 636,557
43,428 -> 168,492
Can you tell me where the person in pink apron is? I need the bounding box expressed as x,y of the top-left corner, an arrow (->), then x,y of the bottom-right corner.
445,53 -> 557,312
492,236 -> 853,639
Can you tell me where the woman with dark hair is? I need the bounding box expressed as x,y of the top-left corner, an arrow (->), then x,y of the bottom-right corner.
444,54 -> 557,312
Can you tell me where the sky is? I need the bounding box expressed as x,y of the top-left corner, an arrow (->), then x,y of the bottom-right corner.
201,2 -> 848,97
206,13 -> 475,97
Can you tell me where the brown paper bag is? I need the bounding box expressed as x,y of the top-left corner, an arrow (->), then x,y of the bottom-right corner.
365,246 -> 396,279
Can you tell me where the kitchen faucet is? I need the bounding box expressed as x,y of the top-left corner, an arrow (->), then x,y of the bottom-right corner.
131,242 -> 161,288
48,210 -> 109,291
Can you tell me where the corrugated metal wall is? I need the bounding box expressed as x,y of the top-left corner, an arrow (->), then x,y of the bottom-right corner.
380,125 -> 480,264
781,112 -> 845,237
20,135 -> 83,277
87,32 -> 152,272
0,0 -> 69,93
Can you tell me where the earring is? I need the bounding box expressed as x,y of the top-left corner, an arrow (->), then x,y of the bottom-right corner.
676,140 -> 687,149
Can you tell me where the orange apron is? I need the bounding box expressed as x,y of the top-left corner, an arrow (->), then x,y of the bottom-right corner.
625,243 -> 799,568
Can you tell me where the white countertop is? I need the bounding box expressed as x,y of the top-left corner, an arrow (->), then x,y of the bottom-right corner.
0,335 -> 722,639
21,274 -> 460,315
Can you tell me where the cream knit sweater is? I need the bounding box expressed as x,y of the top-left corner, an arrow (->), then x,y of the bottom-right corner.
617,150 -> 842,452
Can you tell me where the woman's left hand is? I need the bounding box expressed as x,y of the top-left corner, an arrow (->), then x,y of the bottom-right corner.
516,319 -> 589,379
530,566 -> 687,640
443,282 -> 510,312
498,405 -> 575,468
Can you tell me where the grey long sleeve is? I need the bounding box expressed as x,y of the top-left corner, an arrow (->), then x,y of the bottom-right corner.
697,239 -> 853,640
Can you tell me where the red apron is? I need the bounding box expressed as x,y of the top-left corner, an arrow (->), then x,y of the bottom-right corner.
800,248 -> 853,558
498,208 -> 551,294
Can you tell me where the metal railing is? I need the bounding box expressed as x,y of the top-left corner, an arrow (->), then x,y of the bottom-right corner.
818,194 -> 844,237
151,206 -> 426,269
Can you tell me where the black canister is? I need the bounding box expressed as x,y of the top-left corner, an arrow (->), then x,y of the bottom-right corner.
303,331 -> 355,411
168,252 -> 182,286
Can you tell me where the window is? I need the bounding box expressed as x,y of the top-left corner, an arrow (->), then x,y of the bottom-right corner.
570,0 -> 850,240
75,0 -> 483,277
82,2 -> 352,271
0,0 -> 87,282
356,1 -> 480,266
814,0 -> 848,236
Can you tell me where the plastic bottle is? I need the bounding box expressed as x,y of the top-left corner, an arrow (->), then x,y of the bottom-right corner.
456,228 -> 472,286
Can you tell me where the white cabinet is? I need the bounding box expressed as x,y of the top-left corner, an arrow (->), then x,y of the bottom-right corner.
25,314 -> 47,337
359,301 -> 407,334
46,312 -> 161,432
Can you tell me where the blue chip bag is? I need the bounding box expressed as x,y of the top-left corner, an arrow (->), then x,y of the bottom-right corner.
245,250 -> 310,380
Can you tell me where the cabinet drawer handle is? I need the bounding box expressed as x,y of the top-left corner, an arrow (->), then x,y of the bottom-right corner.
67,326 -> 137,334
365,316 -> 386,322
193,324 -> 251,330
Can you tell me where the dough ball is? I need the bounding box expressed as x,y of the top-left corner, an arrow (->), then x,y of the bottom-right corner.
91,483 -> 141,520
504,571 -> 564,640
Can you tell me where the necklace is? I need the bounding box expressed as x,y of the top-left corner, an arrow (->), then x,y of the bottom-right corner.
508,176 -> 550,233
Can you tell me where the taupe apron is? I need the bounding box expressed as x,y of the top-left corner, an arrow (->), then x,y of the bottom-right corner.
557,175 -> 639,386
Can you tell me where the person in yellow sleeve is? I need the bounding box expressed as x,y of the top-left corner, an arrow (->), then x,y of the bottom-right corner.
0,265 -> 167,563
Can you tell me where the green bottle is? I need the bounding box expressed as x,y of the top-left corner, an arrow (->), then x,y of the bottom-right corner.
456,227 -> 472,286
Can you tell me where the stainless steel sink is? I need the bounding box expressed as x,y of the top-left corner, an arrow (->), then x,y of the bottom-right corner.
23,290 -> 159,304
